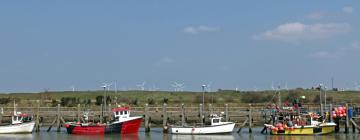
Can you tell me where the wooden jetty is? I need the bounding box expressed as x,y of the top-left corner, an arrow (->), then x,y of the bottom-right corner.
0,102 -> 360,134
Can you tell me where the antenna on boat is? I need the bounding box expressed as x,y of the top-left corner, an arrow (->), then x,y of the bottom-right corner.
277,85 -> 281,109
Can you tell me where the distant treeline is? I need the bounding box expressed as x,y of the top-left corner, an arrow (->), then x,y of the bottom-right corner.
0,89 -> 358,107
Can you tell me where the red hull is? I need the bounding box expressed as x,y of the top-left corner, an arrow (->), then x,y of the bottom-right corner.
65,118 -> 142,135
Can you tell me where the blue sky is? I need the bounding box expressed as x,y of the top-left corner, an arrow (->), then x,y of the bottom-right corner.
0,1 -> 359,92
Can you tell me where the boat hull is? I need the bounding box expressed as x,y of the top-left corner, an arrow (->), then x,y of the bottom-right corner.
0,121 -> 35,134
170,123 -> 235,135
65,117 -> 142,135
269,123 -> 336,135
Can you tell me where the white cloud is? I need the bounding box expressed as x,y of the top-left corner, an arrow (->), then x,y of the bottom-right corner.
254,22 -> 351,42
343,6 -> 353,14
310,51 -> 339,59
310,41 -> 360,59
183,26 -> 219,34
306,12 -> 324,20
153,57 -> 174,67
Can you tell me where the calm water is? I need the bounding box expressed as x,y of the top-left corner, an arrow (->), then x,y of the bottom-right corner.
0,127 -> 359,140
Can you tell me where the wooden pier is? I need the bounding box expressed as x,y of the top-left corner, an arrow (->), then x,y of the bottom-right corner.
0,103 -> 359,133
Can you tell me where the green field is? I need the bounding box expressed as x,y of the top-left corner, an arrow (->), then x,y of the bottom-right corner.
0,89 -> 359,107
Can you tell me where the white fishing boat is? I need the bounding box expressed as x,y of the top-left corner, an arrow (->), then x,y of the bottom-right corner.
170,114 -> 235,135
0,103 -> 35,134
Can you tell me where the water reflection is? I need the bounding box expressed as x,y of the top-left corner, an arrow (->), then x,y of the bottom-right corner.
170,134 -> 235,140
0,134 -> 33,140
7,127 -> 360,140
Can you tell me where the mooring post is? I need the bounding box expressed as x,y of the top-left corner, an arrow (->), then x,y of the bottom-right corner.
100,104 -> 103,123
225,104 -> 229,122
0,107 -> 3,125
77,104 -> 81,123
145,104 -> 150,133
199,104 -> 204,125
162,103 -> 168,133
345,104 -> 349,133
320,103 -> 324,117
249,104 -> 253,133
36,100 -> 40,132
330,104 -> 333,122
56,104 -> 61,132
181,103 -> 185,126
108,104 -> 112,123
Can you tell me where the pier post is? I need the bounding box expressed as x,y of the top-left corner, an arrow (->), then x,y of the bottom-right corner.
345,104 -> 349,133
181,103 -> 185,126
108,104 -> 112,123
145,104 -> 150,133
330,104 -> 333,122
162,103 -> 168,133
0,107 -> 2,125
199,104 -> 204,125
249,104 -> 253,133
100,104 -> 103,123
320,104 -> 324,117
77,104 -> 81,123
225,104 -> 229,122
35,100 -> 40,132
56,104 -> 61,132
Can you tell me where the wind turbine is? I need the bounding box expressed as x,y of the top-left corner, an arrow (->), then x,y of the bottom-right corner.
114,81 -> 117,94
102,83 -> 112,91
271,81 -> 275,90
136,81 -> 146,91
284,82 -> 288,90
151,84 -> 160,91
206,82 -> 212,92
70,85 -> 75,92
171,82 -> 185,91
355,82 -> 360,91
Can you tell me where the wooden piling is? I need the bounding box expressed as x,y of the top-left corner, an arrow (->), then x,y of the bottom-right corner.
181,103 -> 185,126
162,103 -> 168,133
35,101 -> 40,132
108,104 -> 112,123
56,104 -> 61,132
330,104 -> 333,122
145,104 -> 150,133
77,104 -> 81,123
345,104 -> 349,133
0,107 -> 3,125
320,103 -> 324,117
225,104 -> 229,122
100,104 -> 103,123
249,104 -> 253,133
199,104 -> 204,125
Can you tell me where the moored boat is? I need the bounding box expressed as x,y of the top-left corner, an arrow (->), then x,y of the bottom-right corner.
264,112 -> 336,135
170,114 -> 235,134
0,111 -> 35,134
65,107 -> 142,135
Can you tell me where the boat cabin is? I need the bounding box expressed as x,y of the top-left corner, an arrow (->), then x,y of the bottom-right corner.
112,107 -> 130,122
209,114 -> 227,126
12,112 -> 32,125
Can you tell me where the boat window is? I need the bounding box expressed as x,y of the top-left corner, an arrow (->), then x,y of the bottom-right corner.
213,119 -> 220,123
120,111 -> 123,115
115,111 -> 119,115
124,111 -> 128,115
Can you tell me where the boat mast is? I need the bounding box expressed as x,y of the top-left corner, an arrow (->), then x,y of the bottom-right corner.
277,86 -> 281,109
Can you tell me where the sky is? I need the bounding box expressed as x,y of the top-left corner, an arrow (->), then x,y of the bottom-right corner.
0,1 -> 359,93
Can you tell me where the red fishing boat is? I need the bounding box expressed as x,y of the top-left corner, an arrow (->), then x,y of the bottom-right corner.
64,107 -> 142,135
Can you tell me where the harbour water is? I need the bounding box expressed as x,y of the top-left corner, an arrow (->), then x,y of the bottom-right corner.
0,127 -> 359,140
